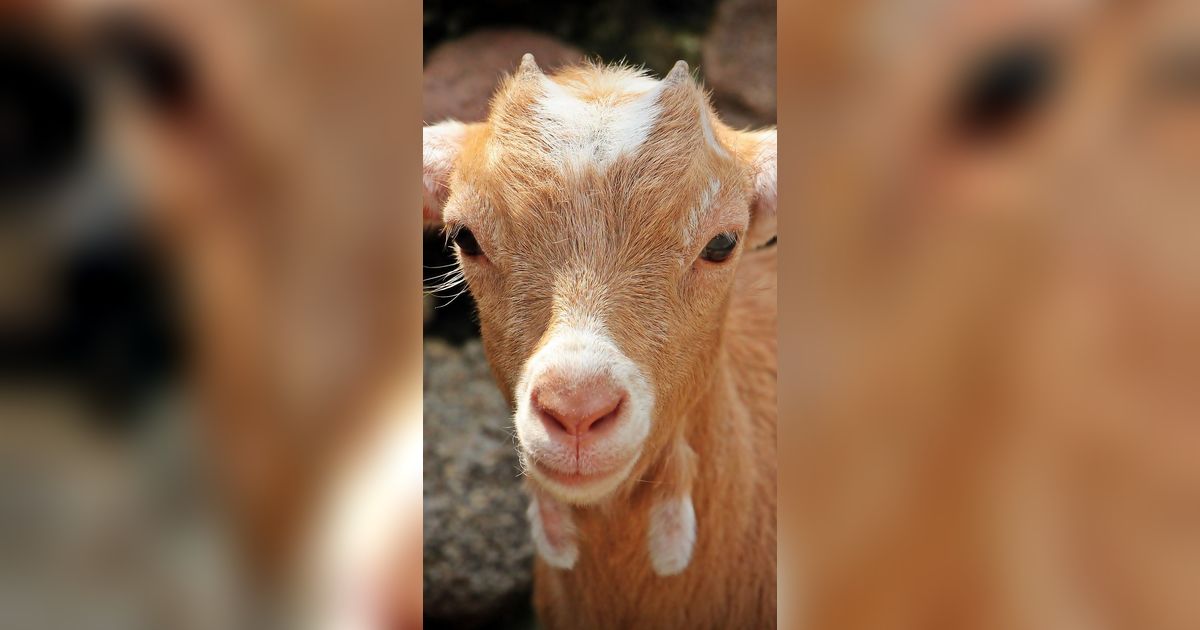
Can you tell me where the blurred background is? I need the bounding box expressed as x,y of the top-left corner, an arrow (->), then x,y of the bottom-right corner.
1,5 -> 228,629
2,1 -> 422,628
420,0 -> 775,627
780,1 -> 1200,629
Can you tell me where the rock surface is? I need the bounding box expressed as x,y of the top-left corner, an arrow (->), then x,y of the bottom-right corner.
423,338 -> 534,627
424,29 -> 586,124
702,0 -> 777,127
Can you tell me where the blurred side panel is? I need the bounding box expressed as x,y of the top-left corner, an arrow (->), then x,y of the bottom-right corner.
780,1 -> 1200,629
1,0 -> 424,628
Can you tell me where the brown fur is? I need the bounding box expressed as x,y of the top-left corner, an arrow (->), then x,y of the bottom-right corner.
532,248 -> 777,629
425,61 -> 777,628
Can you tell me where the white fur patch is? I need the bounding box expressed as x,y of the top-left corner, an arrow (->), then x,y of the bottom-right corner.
699,107 -> 729,158
528,494 -> 579,569
514,320 -> 655,505
534,76 -> 662,171
687,178 -> 723,242
648,494 -> 697,576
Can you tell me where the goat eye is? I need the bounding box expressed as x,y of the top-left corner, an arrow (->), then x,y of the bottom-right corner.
953,40 -> 1056,142
700,232 -> 737,263
452,227 -> 483,257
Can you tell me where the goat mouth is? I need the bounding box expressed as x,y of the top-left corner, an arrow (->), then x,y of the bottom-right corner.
527,451 -> 641,497
532,460 -> 621,487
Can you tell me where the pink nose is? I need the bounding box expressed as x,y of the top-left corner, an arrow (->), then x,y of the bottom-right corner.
532,376 -> 624,436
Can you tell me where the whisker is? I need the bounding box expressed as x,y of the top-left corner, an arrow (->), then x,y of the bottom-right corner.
422,261 -> 467,299
424,279 -> 465,296
435,286 -> 471,308
423,269 -> 464,286
423,270 -> 460,283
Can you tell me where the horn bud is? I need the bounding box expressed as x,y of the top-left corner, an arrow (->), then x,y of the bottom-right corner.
518,53 -> 543,77
664,60 -> 691,85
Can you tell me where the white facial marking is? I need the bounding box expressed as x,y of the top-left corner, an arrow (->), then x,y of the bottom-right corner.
514,320 -> 655,505
534,75 -> 662,171
687,178 -> 723,242
699,107 -> 729,158
528,494 -> 579,570
648,494 -> 697,576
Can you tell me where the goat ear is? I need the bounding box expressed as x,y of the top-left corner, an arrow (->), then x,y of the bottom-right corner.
423,121 -> 473,225
741,128 -> 777,248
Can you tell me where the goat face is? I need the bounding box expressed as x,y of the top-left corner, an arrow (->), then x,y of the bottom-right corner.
424,57 -> 776,505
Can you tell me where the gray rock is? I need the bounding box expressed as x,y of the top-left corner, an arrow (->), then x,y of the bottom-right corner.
702,0 -> 777,127
423,339 -> 533,627
424,29 -> 586,124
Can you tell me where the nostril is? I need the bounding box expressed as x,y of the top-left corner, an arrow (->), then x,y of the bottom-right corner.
532,390 -> 572,435
582,397 -> 621,433
531,380 -> 625,437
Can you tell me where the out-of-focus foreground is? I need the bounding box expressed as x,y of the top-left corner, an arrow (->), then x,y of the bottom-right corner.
783,1 -> 1200,629
2,1 -> 421,629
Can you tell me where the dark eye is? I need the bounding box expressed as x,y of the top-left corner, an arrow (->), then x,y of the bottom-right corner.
99,13 -> 194,114
452,226 -> 483,257
700,232 -> 738,263
953,40 -> 1056,143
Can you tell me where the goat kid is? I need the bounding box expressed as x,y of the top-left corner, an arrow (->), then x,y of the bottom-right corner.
424,56 -> 777,628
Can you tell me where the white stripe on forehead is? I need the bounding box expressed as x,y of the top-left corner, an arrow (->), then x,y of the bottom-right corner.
534,74 -> 663,171
686,177 -> 723,241
699,107 -> 729,158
